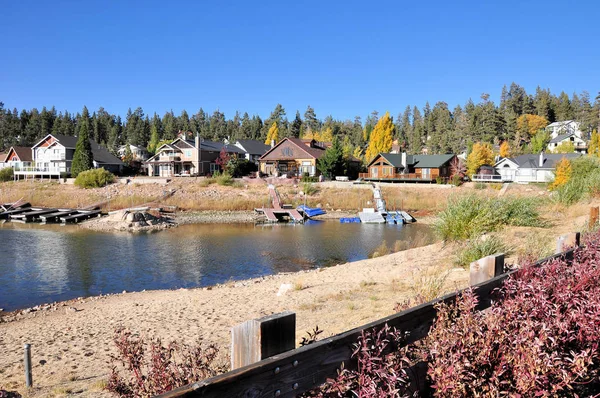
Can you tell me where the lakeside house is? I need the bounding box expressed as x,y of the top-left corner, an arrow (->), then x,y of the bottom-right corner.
2,146 -> 33,172
144,135 -> 245,177
231,139 -> 271,165
259,138 -> 327,177
472,152 -> 583,183
361,153 -> 456,182
11,134 -> 124,178
546,120 -> 588,153
117,144 -> 149,161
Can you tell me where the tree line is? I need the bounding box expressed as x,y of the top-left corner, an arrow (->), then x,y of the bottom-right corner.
1,83 -> 598,159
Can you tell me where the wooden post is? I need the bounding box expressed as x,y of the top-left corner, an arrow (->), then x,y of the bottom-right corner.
470,253 -> 505,286
590,207 -> 599,230
556,232 -> 581,254
231,311 -> 296,370
24,343 -> 32,387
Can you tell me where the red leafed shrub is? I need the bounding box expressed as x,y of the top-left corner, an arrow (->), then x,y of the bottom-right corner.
106,329 -> 227,397
303,324 -> 422,397
428,231 -> 600,397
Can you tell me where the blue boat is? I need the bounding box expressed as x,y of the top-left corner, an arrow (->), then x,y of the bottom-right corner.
296,205 -> 327,219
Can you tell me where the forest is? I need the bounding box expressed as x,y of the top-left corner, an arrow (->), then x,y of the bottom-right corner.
1,83 -> 598,159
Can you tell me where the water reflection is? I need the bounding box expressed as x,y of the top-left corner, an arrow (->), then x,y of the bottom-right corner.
0,221 -> 432,311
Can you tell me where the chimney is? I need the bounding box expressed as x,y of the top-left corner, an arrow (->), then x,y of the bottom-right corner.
539,151 -> 544,168
401,152 -> 407,169
195,133 -> 200,149
271,139 -> 275,148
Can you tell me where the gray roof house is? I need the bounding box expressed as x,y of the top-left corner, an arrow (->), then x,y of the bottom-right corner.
492,152 -> 583,183
233,140 -> 271,164
362,152 -> 456,182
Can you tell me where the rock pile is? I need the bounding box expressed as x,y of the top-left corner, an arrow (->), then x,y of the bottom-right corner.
80,209 -> 176,233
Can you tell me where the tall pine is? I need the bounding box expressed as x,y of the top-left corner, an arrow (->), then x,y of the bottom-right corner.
71,106 -> 94,177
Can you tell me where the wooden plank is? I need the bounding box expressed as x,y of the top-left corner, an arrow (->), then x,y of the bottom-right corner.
590,207 -> 599,229
156,247 -> 577,398
556,232 -> 580,254
39,210 -> 78,222
231,312 -> 296,370
469,253 -> 505,285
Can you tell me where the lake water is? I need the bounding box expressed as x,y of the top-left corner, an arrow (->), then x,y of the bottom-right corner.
0,221 -> 432,311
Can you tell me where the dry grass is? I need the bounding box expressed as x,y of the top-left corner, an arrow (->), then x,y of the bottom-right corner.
408,266 -> 450,302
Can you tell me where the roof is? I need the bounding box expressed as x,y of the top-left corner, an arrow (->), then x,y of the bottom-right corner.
50,134 -> 79,148
0,151 -> 6,162
503,153 -> 583,169
90,140 -> 124,165
412,154 -> 455,168
549,133 -> 574,144
368,153 -> 454,168
236,140 -> 272,155
547,120 -> 575,128
259,137 -> 326,161
6,146 -> 33,162
192,140 -> 246,154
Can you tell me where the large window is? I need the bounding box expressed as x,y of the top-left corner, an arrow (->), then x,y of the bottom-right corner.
421,168 -> 431,179
371,167 -> 378,177
382,166 -> 393,176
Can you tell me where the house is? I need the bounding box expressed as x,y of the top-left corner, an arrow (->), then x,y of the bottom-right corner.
118,144 -> 149,161
546,120 -> 588,153
361,153 -> 456,182
0,151 -> 6,169
232,140 -> 271,164
258,138 -> 327,177
485,152 -> 583,183
2,146 -> 33,171
144,135 -> 245,177
13,134 -> 124,178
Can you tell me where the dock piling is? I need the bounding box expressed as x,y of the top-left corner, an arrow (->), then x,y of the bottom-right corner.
24,343 -> 32,387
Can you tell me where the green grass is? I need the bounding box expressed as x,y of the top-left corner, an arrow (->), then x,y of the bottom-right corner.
455,235 -> 508,268
434,194 -> 543,241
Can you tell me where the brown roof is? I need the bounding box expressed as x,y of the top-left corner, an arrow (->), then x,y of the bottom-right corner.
260,137 -> 326,161
6,146 -> 33,162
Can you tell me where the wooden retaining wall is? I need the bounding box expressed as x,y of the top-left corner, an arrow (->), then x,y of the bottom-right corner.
156,232 -> 581,398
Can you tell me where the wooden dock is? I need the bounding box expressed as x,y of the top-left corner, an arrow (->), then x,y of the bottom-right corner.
255,185 -> 304,223
0,203 -> 104,224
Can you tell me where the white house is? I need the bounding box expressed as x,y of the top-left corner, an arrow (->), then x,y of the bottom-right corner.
491,152 -> 583,183
2,147 -> 33,171
232,140 -> 271,164
118,144 -> 149,161
546,120 -> 588,153
13,134 -> 124,178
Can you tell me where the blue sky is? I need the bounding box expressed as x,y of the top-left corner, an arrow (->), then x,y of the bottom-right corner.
1,0 -> 598,121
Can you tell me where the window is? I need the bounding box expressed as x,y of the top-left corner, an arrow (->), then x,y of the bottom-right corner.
371,167 -> 378,177
421,168 -> 431,178
279,163 -> 288,172
210,163 -> 220,173
382,166 -> 393,176
185,150 -> 192,157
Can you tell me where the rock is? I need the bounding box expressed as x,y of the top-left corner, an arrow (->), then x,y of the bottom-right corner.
39,360 -> 47,365
65,306 -> 78,313
276,283 -> 293,297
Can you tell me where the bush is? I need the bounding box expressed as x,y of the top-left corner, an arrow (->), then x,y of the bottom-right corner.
0,167 -> 13,182
106,329 -> 226,397
428,232 -> 600,396
302,182 -> 317,196
454,235 -> 507,268
435,176 -> 444,185
74,168 -> 115,188
553,157 -> 600,205
434,194 -> 542,241
215,173 -> 233,186
301,173 -> 318,183
450,174 -> 462,187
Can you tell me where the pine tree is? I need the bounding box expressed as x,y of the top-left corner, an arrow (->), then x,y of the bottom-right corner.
290,111 -> 302,138
365,111 -> 394,161
264,122 -> 279,145
71,106 -> 94,178
317,136 -> 344,178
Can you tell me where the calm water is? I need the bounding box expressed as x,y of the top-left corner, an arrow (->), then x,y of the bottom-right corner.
0,221 -> 432,311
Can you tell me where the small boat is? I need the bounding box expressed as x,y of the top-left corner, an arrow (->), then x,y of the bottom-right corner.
296,205 -> 327,219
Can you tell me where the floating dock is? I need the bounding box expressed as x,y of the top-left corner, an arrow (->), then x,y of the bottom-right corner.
0,202 -> 104,225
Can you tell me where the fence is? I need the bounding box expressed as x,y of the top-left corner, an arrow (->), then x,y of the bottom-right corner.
156,231 -> 581,398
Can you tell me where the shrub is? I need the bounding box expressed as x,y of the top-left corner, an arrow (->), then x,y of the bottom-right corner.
215,173 -> 233,186
450,174 -> 462,187
434,194 -> 542,241
0,167 -> 13,182
435,176 -> 444,184
454,235 -> 507,268
553,157 -> 600,205
370,241 -> 390,258
74,168 -> 115,188
473,182 -> 487,190
301,173 -> 318,183
106,329 -> 226,397
302,182 -> 317,196
428,232 -> 600,396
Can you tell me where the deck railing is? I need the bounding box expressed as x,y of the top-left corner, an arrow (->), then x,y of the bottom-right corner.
358,172 -> 436,181
470,174 -> 505,182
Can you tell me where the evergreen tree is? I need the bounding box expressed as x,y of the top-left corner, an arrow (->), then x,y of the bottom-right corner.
303,105 -> 319,134
71,106 -> 94,177
290,111 -> 302,138
365,111 -> 394,161
317,136 -> 344,178
148,123 -> 160,154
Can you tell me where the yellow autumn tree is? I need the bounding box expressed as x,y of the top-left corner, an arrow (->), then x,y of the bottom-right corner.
499,141 -> 511,158
365,112 -> 394,161
264,122 -> 279,145
466,142 -> 494,178
589,130 -> 600,157
316,127 -> 333,143
517,114 -> 549,137
550,157 -> 572,190
302,129 -> 316,140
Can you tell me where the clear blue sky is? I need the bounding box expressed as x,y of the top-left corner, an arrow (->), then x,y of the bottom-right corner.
1,0 -> 598,121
